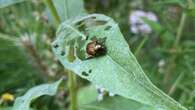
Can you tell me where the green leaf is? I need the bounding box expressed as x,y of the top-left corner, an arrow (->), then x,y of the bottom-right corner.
0,0 -> 27,8
12,79 -> 62,110
141,17 -> 163,32
78,85 -> 98,105
78,85 -> 155,110
80,96 -> 155,110
52,14 -> 187,110
52,0 -> 86,22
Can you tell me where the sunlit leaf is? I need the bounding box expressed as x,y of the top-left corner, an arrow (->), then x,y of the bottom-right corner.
52,14 -> 187,110
12,79 -> 62,110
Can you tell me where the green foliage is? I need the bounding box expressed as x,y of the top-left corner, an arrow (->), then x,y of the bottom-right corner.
78,85 -> 155,110
155,0 -> 187,8
78,85 -> 98,106
0,0 -> 27,8
0,0 -> 195,110
0,1 -> 52,94
52,0 -> 86,21
0,38 -> 42,93
52,14 -> 187,110
142,18 -> 175,48
80,96 -> 155,110
12,79 -> 62,110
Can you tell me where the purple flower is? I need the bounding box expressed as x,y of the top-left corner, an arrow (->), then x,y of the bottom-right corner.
129,10 -> 158,34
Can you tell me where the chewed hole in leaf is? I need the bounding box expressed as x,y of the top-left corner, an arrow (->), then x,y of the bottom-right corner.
77,23 -> 86,32
67,44 -> 76,62
91,16 -> 96,19
76,48 -> 86,60
61,51 -> 66,56
82,71 -> 89,76
75,37 -> 86,60
79,17 -> 108,28
88,69 -> 92,73
53,44 -> 59,48
87,20 -> 107,27
85,35 -> 89,40
96,20 -> 107,25
105,25 -> 112,30
75,20 -> 85,26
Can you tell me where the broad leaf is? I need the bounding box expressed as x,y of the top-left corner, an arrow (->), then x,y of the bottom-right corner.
80,96 -> 155,110
78,85 -> 155,110
12,79 -> 62,110
78,85 -> 98,105
52,14 -> 187,110
0,0 -> 26,8
52,0 -> 86,22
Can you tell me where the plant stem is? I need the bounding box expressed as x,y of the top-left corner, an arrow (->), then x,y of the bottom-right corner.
63,0 -> 78,109
174,12 -> 187,47
43,0 -> 61,26
134,36 -> 148,56
44,0 -> 78,109
168,73 -> 184,95
164,12 -> 187,90
68,71 -> 77,110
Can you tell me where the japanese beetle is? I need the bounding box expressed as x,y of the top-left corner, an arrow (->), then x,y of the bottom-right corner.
86,37 -> 107,58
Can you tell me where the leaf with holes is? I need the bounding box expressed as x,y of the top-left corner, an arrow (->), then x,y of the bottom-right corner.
52,14 -> 187,110
12,79 -> 62,110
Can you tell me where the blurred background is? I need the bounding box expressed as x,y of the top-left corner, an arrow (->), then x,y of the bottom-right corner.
0,0 -> 194,110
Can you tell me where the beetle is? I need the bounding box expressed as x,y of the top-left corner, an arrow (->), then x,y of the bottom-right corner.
86,37 -> 107,58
